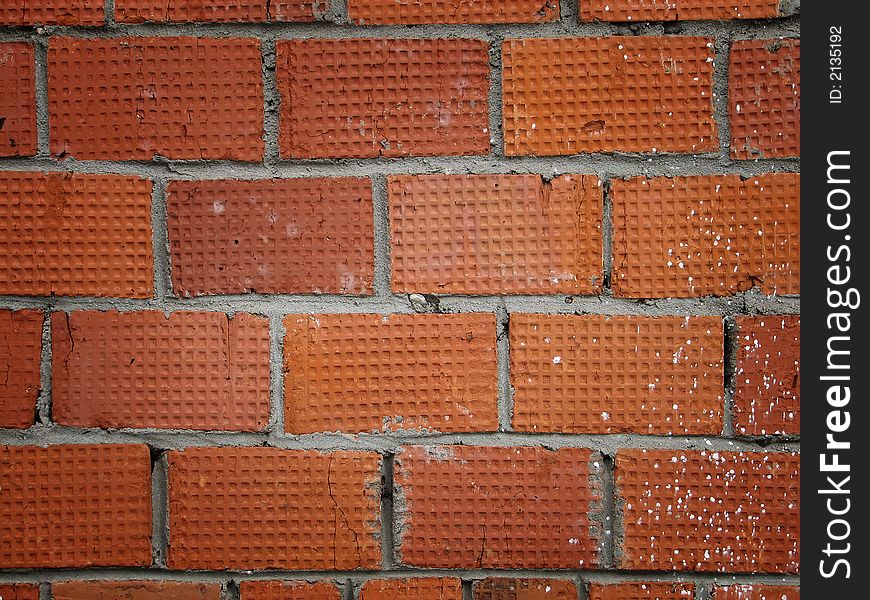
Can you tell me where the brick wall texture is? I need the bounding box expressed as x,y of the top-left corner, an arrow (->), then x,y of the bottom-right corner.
0,0 -> 799,596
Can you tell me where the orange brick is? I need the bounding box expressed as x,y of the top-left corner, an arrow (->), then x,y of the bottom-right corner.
54,581 -> 222,600
168,178 -> 374,296
0,584 -> 39,600
116,0 -> 317,22
0,1 -> 103,25
502,37 -> 717,155
588,582 -> 695,600
580,0 -> 778,21
277,39 -> 489,158
0,310 -> 42,428
168,447 -> 382,570
349,0 -> 559,23
617,449 -> 800,573
474,579 -> 577,600
0,172 -> 153,297
730,40 -> 800,159
361,578 -> 462,600
611,174 -> 800,298
49,37 -> 263,161
284,313 -> 497,434
389,174 -> 602,295
396,445 -> 599,568
733,316 -> 800,435
511,315 -> 723,434
51,311 -> 269,431
0,43 -> 36,157
0,444 -> 151,568
240,582 -> 342,600
714,585 -> 800,600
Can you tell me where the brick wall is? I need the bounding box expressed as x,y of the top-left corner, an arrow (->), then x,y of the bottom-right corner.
0,1 -> 799,598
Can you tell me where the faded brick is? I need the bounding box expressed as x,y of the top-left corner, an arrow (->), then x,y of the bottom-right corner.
53,582 -> 222,600
116,0 -> 317,22
0,310 -> 42,428
713,585 -> 800,600
349,0 -> 559,23
240,582 -> 342,600
588,582 -> 695,600
0,1 -> 103,25
474,579 -> 577,600
361,579 -> 462,600
0,43 -> 36,157
580,0 -> 778,21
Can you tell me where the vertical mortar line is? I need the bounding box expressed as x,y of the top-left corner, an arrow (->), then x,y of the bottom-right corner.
261,37 -> 281,167
487,36 -> 504,159
380,453 -> 396,569
371,174 -> 392,297
33,36 -> 50,158
268,314 -> 287,436
150,448 -> 170,568
721,316 -> 739,437
223,580 -> 241,600
495,299 -> 512,432
39,581 -> 52,600
712,35 -> 732,160
345,579 -> 360,600
151,178 -> 172,302
324,0 -> 350,24
694,580 -> 713,600
105,0 -> 116,25
461,580 -> 473,600
36,308 -> 53,425
600,177 -> 613,293
574,575 -> 588,600
598,452 -> 619,570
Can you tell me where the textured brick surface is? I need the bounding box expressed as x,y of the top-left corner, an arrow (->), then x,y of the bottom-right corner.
612,174 -> 800,297
49,37 -> 263,160
0,1 -> 103,25
396,445 -> 599,568
714,585 -> 800,600
389,174 -> 602,295
0,585 -> 39,600
53,581 -> 222,600
588,582 -> 695,600
580,0 -> 778,21
168,178 -> 374,296
617,449 -> 800,573
116,0 -> 317,22
0,43 -> 36,157
284,313 -> 497,433
52,311 -> 270,431
277,39 -> 489,158
0,309 -> 42,428
361,578 -> 462,600
502,37 -> 717,155
168,447 -> 382,570
0,444 -> 151,568
0,172 -> 153,297
511,314 -> 724,434
350,0 -> 559,23
730,40 -> 800,159
733,316 -> 800,435
474,579 -> 577,600
240,582 -> 342,600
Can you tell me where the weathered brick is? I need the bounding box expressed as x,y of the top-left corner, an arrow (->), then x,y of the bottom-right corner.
617,449 -> 800,573
277,39 -> 489,158
0,1 -> 103,25
502,37 -> 717,155
284,313 -> 497,434
730,40 -> 800,159
733,316 -> 800,436
168,448 -> 382,570
474,579 -> 577,600
53,581 -> 222,600
240,582 -> 342,600
49,37 -> 263,160
713,585 -> 800,600
51,311 -> 270,431
168,178 -> 374,296
0,444 -> 151,568
0,172 -> 153,297
396,445 -> 599,568
0,43 -> 36,157
361,578 -> 462,600
389,174 -> 602,295
611,174 -> 800,298
0,584 -> 39,600
349,0 -> 559,24
580,0 -> 778,22
510,314 -> 723,434
588,582 -> 695,600
116,0 -> 317,22
0,310 -> 42,428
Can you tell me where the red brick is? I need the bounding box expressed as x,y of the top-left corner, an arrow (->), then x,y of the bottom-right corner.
396,445 -> 599,568
0,1 -> 103,25
580,1 -> 778,21
0,172 -> 153,297
240,582 -> 342,600
49,37 -> 263,161
284,313 -> 497,434
474,579 -> 577,600
617,449 -> 800,573
0,585 -> 39,600
168,178 -> 374,296
0,43 -> 36,157
733,316 -> 800,435
277,39 -> 489,158
361,578 -> 462,600
0,310 -> 42,428
51,311 -> 270,431
53,581 -> 222,600
502,37 -> 717,156
730,40 -> 800,159
116,0 -> 317,22
611,174 -> 800,298
168,447 -> 382,570
0,444 -> 151,568
714,585 -> 800,600
511,314 -> 723,434
588,582 -> 695,600
349,0 -> 558,24
389,174 -> 602,295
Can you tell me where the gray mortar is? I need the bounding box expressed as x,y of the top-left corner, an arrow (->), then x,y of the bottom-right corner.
712,37 -> 732,156
371,175 -> 392,295
35,310 -> 52,425
722,317 -> 740,437
151,451 -> 170,568
32,37 -> 50,157
268,315 -> 286,434
495,300 -> 512,431
151,179 -> 173,300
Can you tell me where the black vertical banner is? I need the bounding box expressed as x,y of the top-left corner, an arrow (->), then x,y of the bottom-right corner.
803,3 -> 866,595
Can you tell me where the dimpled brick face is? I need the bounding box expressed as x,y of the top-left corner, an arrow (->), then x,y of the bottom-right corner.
48,37 -> 264,160
0,310 -> 42,428
53,581 -> 222,600
240,581 -> 343,600
714,585 -> 800,600
283,313 -> 498,434
617,450 -> 800,573
361,578 -> 462,600
474,578 -> 578,600
0,1 -> 104,25
510,314 -> 724,434
168,178 -> 374,296
389,174 -> 602,295
502,37 -> 717,156
580,0 -> 778,21
349,0 -> 559,24
168,448 -> 382,570
0,584 -> 39,600
277,38 -> 490,158
588,582 -> 695,600
396,445 -> 600,568
0,43 -> 36,156
115,1 -> 317,23
611,174 -> 800,298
